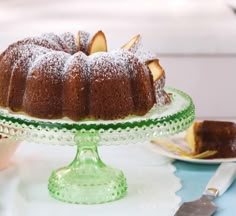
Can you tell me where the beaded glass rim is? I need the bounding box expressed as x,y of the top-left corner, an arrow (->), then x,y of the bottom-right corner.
0,87 -> 194,130
0,87 -> 195,145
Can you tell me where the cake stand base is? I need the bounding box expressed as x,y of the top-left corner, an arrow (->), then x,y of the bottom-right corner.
0,88 -> 195,204
48,132 -> 127,204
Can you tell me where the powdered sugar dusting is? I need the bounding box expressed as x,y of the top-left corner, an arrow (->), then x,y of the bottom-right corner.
111,50 -> 140,77
131,35 -> 142,54
59,32 -> 78,54
12,45 -> 51,71
21,37 -> 63,51
64,51 -> 88,80
78,31 -> 90,54
119,36 -> 165,89
29,51 -> 70,80
119,34 -> 157,64
88,50 -> 141,80
136,49 -> 158,64
1,43 -> 50,69
41,32 -> 71,54
109,50 -> 132,79
113,49 -> 152,80
0,31 -> 170,120
89,52 -> 114,80
133,44 -> 167,97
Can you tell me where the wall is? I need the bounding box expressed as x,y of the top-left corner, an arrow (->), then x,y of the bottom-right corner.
160,55 -> 236,118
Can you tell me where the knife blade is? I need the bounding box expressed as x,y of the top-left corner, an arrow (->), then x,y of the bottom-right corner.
174,162 -> 236,216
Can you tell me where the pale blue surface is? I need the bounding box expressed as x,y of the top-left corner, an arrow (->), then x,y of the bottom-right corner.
175,161 -> 236,216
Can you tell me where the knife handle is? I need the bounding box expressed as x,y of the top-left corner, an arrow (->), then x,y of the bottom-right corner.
204,162 -> 236,197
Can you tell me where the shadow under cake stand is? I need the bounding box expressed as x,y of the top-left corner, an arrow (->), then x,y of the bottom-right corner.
0,87 -> 195,204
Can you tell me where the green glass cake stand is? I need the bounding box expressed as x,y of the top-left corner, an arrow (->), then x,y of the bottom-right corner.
0,87 -> 194,204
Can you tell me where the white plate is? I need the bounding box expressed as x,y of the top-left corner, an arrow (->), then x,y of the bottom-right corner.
149,134 -> 236,164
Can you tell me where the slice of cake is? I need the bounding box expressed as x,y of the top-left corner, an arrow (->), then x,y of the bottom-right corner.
186,120 -> 236,158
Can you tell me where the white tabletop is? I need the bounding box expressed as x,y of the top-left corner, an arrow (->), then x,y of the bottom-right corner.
0,142 -> 180,216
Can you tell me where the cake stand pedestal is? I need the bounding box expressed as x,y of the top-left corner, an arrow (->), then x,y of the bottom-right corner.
0,88 -> 195,204
49,130 -> 127,204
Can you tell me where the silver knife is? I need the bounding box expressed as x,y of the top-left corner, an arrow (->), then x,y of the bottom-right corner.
174,162 -> 236,216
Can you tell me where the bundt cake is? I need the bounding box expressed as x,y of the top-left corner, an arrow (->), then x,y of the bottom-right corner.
186,120 -> 236,158
0,30 -> 170,121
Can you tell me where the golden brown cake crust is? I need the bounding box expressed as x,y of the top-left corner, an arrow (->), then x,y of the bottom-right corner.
89,52 -> 134,119
0,31 -> 170,121
63,52 -> 89,120
23,52 -> 70,119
